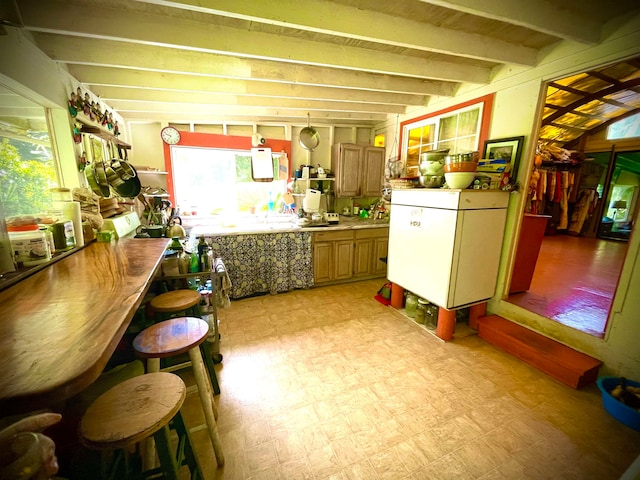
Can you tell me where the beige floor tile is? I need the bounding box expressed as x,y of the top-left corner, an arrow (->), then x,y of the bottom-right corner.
177,279 -> 640,480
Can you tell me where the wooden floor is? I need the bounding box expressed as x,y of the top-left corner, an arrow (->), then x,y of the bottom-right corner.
506,234 -> 629,337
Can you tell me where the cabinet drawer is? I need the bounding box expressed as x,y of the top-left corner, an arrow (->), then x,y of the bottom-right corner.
354,227 -> 389,240
313,231 -> 354,242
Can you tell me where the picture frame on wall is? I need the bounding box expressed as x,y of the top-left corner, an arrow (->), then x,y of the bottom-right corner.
480,136 -> 524,189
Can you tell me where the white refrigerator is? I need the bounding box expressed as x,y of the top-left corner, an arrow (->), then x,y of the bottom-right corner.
387,189 -> 510,310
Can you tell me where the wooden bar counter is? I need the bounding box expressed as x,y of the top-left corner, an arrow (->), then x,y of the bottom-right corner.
0,237 -> 169,413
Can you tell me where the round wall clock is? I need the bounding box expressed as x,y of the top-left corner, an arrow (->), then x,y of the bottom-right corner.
161,126 -> 181,145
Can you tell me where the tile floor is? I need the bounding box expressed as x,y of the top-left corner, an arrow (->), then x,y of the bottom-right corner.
180,279 -> 640,479
506,235 -> 628,337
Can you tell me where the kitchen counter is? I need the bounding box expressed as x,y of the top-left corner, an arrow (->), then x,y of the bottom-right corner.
0,237 -> 169,413
189,215 -> 389,237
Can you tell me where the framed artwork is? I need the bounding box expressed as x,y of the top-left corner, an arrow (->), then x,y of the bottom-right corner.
482,136 -> 524,187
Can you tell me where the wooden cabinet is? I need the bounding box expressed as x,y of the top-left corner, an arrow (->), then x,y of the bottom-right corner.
313,231 -> 354,284
313,227 -> 388,285
354,229 -> 389,278
332,143 -> 385,198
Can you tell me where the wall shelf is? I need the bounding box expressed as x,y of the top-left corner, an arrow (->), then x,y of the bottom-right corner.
75,113 -> 131,148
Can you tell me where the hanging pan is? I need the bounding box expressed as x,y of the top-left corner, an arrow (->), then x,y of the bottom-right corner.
299,113 -> 320,151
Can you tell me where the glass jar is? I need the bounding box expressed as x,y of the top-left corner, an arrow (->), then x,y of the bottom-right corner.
415,298 -> 428,324
405,293 -> 418,318
425,303 -> 439,329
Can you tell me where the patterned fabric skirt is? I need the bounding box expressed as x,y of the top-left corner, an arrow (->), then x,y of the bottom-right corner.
206,231 -> 314,299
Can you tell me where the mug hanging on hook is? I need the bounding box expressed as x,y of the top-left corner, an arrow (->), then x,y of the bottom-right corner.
299,113 -> 320,151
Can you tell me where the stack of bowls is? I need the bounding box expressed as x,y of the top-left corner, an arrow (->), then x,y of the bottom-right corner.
418,149 -> 448,188
444,151 -> 478,189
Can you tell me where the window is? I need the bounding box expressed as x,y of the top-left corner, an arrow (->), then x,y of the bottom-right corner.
399,94 -> 493,177
171,146 -> 286,216
607,112 -> 640,140
0,92 -> 58,217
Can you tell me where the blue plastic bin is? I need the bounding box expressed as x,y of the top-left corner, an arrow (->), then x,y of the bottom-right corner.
597,377 -> 640,431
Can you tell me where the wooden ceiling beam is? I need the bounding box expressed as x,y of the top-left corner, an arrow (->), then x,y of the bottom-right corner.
36,33 -> 460,96
132,0 -> 537,65
418,0 -> 600,43
20,0 -> 490,84
93,86 -> 408,114
104,100 -> 388,122
68,65 -> 434,106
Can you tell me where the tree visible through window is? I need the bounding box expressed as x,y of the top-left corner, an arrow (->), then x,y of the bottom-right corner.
0,137 -> 57,217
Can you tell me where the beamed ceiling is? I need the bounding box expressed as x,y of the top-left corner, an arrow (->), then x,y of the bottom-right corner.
3,0 -> 640,128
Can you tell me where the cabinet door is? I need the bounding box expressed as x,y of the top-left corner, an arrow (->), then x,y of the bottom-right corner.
353,238 -> 373,277
334,144 -> 362,197
372,237 -> 389,276
333,240 -> 354,281
313,242 -> 333,284
361,146 -> 386,197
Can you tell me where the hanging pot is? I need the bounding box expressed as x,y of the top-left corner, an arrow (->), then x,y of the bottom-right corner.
299,113 -> 320,151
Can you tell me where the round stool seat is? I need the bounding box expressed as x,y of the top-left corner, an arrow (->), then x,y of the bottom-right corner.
149,290 -> 200,313
133,317 -> 209,359
80,372 -> 186,450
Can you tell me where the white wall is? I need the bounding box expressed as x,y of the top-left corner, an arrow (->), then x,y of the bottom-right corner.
376,11 -> 640,378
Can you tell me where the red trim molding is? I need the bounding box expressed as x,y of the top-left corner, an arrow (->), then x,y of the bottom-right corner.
397,93 -> 495,159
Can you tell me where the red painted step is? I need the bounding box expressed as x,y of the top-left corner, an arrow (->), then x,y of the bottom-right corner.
477,315 -> 602,389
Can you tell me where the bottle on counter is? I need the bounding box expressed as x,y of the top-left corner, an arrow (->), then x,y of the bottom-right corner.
189,250 -> 199,273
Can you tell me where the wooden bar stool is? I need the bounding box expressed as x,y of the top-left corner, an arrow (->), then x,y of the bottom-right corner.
133,317 -> 224,467
147,289 -> 220,395
79,372 -> 203,480
148,289 -> 201,321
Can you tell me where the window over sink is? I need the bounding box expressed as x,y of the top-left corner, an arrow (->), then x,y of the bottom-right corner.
170,145 -> 286,217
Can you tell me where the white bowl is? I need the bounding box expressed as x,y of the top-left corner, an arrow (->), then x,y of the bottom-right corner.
444,172 -> 475,189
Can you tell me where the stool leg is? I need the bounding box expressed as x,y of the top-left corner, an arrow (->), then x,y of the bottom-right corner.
153,425 -> 180,480
171,410 -> 204,479
188,347 -> 225,467
142,358 -> 161,471
200,341 -> 221,396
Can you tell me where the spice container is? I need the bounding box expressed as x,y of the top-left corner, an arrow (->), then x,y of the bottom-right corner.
405,292 -> 418,318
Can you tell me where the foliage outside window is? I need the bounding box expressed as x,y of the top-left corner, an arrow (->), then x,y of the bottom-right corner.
402,103 -> 483,176
171,146 -> 286,217
0,136 -> 58,217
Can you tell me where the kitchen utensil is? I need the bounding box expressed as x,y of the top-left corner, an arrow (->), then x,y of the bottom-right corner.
105,163 -> 125,187
166,216 -> 186,238
445,151 -> 479,164
135,225 -> 151,238
444,172 -> 475,189
111,164 -> 142,198
444,161 -> 477,173
110,159 -> 136,181
93,161 -> 111,197
299,113 -> 319,151
418,175 -> 444,188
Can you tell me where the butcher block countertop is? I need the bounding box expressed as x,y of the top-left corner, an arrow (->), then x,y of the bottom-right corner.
0,237 -> 169,413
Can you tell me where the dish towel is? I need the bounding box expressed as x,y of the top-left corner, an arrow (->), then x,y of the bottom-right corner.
213,257 -> 232,309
